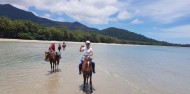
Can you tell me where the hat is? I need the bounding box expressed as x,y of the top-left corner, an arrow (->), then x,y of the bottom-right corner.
85,40 -> 91,44
51,41 -> 55,44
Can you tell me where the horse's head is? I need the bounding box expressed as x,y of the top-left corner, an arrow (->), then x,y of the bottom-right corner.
44,51 -> 50,61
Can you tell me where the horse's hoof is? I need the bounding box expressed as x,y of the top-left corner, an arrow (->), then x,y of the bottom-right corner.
83,87 -> 85,91
90,86 -> 93,93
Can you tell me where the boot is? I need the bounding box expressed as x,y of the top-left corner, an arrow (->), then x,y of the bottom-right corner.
79,68 -> 81,74
92,62 -> 96,73
93,67 -> 96,73
79,64 -> 82,74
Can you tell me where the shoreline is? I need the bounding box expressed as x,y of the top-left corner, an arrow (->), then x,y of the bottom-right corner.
0,38 -> 144,46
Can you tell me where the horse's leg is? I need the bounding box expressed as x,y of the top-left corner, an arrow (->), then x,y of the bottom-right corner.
90,74 -> 92,93
52,61 -> 54,71
83,75 -> 86,91
57,60 -> 59,69
57,59 -> 59,65
55,60 -> 58,71
50,61 -> 52,70
86,75 -> 89,85
54,61 -> 56,71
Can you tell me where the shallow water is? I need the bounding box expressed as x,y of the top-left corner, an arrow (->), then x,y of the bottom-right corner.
94,44 -> 190,94
0,41 -> 190,94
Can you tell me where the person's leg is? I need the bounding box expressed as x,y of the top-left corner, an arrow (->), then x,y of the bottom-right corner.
79,60 -> 83,74
78,64 -> 81,74
91,61 -> 95,73
79,56 -> 86,74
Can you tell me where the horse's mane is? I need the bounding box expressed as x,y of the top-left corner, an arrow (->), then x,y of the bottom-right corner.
82,58 -> 93,72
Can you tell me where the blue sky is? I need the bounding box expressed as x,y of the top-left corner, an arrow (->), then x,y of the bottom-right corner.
1,0 -> 190,44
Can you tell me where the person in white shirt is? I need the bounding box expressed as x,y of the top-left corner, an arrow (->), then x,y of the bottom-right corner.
79,40 -> 95,74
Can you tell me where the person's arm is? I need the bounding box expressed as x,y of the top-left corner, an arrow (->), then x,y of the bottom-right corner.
50,48 -> 53,52
50,45 -> 53,52
79,45 -> 85,52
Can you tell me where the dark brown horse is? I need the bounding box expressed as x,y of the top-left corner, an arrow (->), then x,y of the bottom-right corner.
45,51 -> 60,71
82,57 -> 93,92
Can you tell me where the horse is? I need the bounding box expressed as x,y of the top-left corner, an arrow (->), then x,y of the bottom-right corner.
44,51 -> 60,71
81,57 -> 93,92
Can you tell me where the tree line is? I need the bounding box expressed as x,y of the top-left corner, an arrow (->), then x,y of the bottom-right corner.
0,16 -> 189,47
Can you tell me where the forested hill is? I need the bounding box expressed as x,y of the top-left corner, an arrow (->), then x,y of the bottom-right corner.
100,27 -> 158,43
1,16 -> 190,47
0,16 -> 109,42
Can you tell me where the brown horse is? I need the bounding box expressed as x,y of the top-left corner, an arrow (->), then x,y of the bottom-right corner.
45,51 -> 60,71
82,57 -> 93,92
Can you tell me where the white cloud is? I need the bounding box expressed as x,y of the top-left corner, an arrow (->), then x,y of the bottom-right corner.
62,0 -> 119,24
44,13 -> 51,18
0,0 -> 133,24
32,12 -> 39,16
161,25 -> 190,38
0,0 -> 28,10
135,0 -> 190,23
147,25 -> 190,38
43,14 -> 64,21
145,25 -> 190,43
54,17 -> 64,22
1,0 -> 190,25
131,19 -> 143,24
117,10 -> 132,20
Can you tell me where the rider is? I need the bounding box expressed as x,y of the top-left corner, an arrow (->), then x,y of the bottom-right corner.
57,43 -> 62,59
50,42 -> 55,52
58,43 -> 61,52
79,40 -> 95,74
62,41 -> 66,49
47,42 -> 55,61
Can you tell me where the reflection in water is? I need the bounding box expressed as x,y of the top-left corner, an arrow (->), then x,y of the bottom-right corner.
45,72 -> 60,94
79,84 -> 96,94
46,69 -> 62,75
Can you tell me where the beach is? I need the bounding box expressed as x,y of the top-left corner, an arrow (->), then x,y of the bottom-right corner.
0,38 -> 144,94
0,38 -> 144,46
1,38 -> 190,94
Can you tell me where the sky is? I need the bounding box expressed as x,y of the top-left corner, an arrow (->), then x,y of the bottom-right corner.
0,0 -> 190,44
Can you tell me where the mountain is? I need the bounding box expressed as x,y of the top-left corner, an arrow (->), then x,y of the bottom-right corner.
0,4 -> 171,44
0,4 -> 98,32
100,27 -> 158,42
62,21 -> 99,32
0,4 -> 63,26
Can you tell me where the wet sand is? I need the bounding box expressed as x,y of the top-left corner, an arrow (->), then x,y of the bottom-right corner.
0,38 -> 143,46
0,54 -> 144,94
36,62 -> 144,94
0,38 -> 144,94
